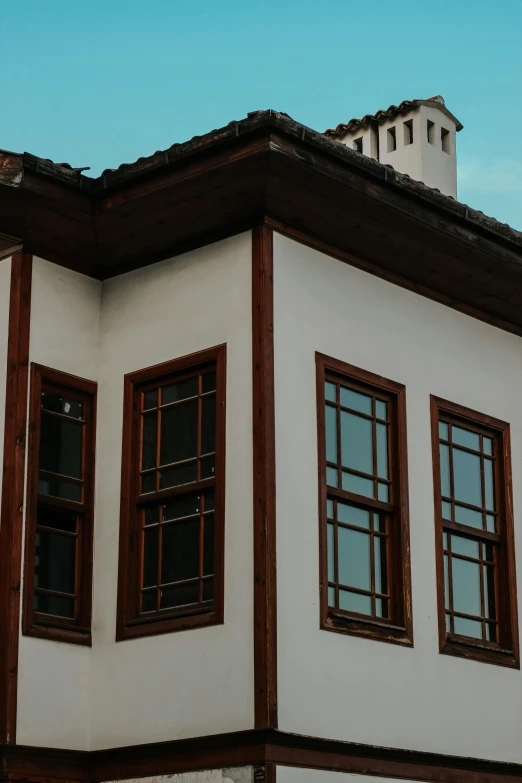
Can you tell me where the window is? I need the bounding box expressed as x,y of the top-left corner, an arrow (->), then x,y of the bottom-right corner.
427,119 -> 435,145
431,397 -> 519,667
353,137 -> 363,153
403,119 -> 413,145
116,345 -> 226,640
316,354 -> 412,645
441,127 -> 450,153
387,126 -> 397,152
23,365 -> 97,645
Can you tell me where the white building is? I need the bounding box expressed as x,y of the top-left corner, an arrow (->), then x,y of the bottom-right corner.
0,101 -> 521,783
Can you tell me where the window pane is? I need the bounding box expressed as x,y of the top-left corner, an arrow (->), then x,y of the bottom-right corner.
203,579 -> 214,602
34,593 -> 75,618
200,456 -> 215,480
42,392 -> 83,420
339,589 -> 372,616
327,499 -> 334,519
38,476 -> 82,502
203,515 -> 214,576
37,505 -> 76,533
339,387 -> 372,415
439,444 -> 451,498
327,466 -> 338,487
143,389 -> 157,410
484,564 -> 496,620
376,423 -> 388,479
487,623 -> 497,642
328,586 -> 336,606
451,534 -> 479,559
35,530 -> 76,595
161,582 -> 199,609
327,523 -> 335,582
377,482 -> 389,502
439,421 -> 449,440
341,411 -> 373,474
141,590 -> 157,613
453,616 -> 482,639
141,471 -> 156,494
161,519 -> 199,584
325,381 -> 336,403
444,554 -> 450,609
453,448 -> 482,507
452,426 -> 480,451
484,459 -> 495,511
442,501 -> 452,520
486,514 -> 496,533
40,416 -> 83,479
162,377 -> 198,405
159,461 -> 197,489
337,501 -> 370,529
201,395 -> 216,455
144,506 -> 159,526
374,535 -> 387,594
202,371 -> 216,393
342,472 -> 374,498
325,405 -> 337,464
483,437 -> 493,456
142,412 -> 157,470
162,492 -> 201,521
143,527 -> 158,588
452,557 -> 481,617
160,400 -> 198,465
375,400 -> 387,420
454,504 -> 482,529
338,527 -> 371,591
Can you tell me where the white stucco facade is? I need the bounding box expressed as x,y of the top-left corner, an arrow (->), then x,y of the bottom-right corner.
273,233 -> 522,763
276,770 -> 423,783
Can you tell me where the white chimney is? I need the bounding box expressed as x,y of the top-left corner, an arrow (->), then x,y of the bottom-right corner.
324,96 -> 463,199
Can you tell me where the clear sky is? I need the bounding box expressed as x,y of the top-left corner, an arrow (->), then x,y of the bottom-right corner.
1,0 -> 521,229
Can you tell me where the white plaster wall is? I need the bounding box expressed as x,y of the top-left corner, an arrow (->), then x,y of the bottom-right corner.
339,126 -> 378,160
273,234 -> 522,762
104,769 -> 253,783
277,770 -> 422,783
0,257 -> 12,516
90,233 -> 254,749
17,258 -> 102,749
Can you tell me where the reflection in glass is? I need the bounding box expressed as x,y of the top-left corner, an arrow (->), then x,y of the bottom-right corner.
439,444 -> 451,498
325,382 -> 336,403
376,400 -> 387,420
339,589 -> 372,616
338,527 -> 371,591
160,400 -> 198,465
454,504 -> 482,529
452,557 -> 481,617
142,413 -> 157,470
339,387 -> 372,415
484,459 -> 495,511
376,423 -> 388,479
162,377 -> 198,405
341,411 -> 373,474
338,502 -> 370,529
40,416 -> 83,478
452,448 -> 482,507
453,616 -> 482,639
327,524 -> 335,581
325,405 -> 337,464
452,426 -> 480,451
342,471 -> 373,498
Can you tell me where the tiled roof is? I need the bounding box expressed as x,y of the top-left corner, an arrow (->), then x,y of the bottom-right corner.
324,96 -> 463,137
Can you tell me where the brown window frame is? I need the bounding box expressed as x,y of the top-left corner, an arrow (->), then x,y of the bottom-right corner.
431,396 -> 519,668
23,364 -> 97,646
116,345 -> 226,641
316,353 -> 413,646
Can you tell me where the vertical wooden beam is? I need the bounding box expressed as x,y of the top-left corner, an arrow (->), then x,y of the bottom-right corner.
252,225 -> 277,728
0,252 -> 32,744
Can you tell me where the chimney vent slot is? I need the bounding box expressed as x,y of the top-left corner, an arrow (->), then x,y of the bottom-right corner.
427,120 -> 435,145
403,120 -> 413,145
387,127 -> 397,152
353,137 -> 363,153
441,127 -> 450,154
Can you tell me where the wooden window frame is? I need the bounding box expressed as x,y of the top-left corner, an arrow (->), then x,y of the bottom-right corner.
116,345 -> 226,641
431,396 -> 519,668
316,353 -> 413,646
23,364 -> 97,646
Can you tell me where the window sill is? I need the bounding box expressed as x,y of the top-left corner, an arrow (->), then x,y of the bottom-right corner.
23,616 -> 91,647
322,610 -> 413,647
440,634 -> 519,669
117,607 -> 223,641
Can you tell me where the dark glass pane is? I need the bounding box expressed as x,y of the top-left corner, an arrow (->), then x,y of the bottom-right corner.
37,505 -> 76,533
339,589 -> 372,616
159,461 -> 197,489
161,582 -> 199,609
338,527 -> 371,591
439,444 -> 451,498
327,467 -> 338,488
38,476 -> 82,502
203,578 -> 214,602
487,623 -> 497,642
200,456 -> 215,480
144,505 -> 159,526
160,400 -> 198,465
339,387 -> 372,415
41,392 -> 83,420
454,504 -> 482,529
342,472 -> 373,498
484,564 -> 496,620
161,519 -> 199,584
453,448 -> 482,507
325,381 -> 336,403
40,415 -> 83,479
203,514 -> 214,575
141,590 -> 157,612
377,483 -> 389,502
439,421 -> 449,440
143,389 -> 158,410
202,371 -> 216,394
35,530 -> 75,595
376,423 -> 388,479
337,501 -> 370,529
375,400 -> 387,420
484,459 -> 495,511
451,534 -> 479,559
162,377 -> 198,405
374,535 -> 387,594
484,542 -> 495,563
201,395 -> 216,455
205,488 -> 215,512
142,412 -> 157,470
453,616 -> 482,639
483,437 -> 493,456
143,527 -> 158,588
452,557 -> 481,617
442,501 -> 452,520
34,593 -> 74,618
162,492 -> 201,522
452,426 -> 480,451
375,513 -> 386,534
327,523 -> 334,582
141,471 -> 156,494
376,598 -> 388,618
341,411 -> 373,474
325,405 -> 337,464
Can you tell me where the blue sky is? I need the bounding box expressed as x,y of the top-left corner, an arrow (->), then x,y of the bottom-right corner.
1,0 -> 521,229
